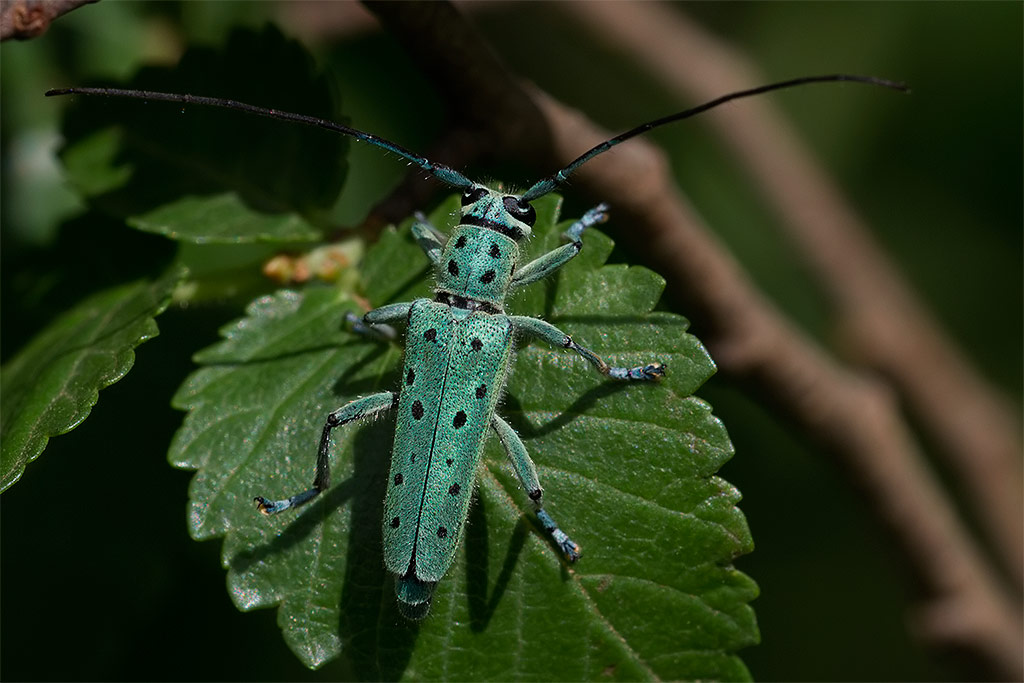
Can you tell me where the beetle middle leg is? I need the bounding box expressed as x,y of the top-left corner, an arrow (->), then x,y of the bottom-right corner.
511,315 -> 666,381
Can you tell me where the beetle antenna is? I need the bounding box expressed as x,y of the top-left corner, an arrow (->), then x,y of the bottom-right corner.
519,74 -> 907,201
44,86 -> 476,190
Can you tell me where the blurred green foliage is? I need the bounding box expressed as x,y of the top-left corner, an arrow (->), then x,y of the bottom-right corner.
1,2 -> 1019,681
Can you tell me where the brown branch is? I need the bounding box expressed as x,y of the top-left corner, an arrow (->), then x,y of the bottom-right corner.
359,1 -> 554,232
564,0 -> 1023,592
0,0 -> 95,41
538,83 -> 1024,681
361,2 -> 1022,677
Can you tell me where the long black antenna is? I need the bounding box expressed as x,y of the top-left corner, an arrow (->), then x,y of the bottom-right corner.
48,74 -> 906,203
44,86 -> 476,190
519,74 -> 907,201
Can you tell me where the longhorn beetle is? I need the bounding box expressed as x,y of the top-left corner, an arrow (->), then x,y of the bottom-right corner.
48,74 -> 905,617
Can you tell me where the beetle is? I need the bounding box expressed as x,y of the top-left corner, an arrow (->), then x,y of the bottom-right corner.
47,74 -> 904,617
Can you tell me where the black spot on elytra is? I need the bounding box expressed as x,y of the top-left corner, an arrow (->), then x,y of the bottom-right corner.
446,458 -> 453,466
480,270 -> 495,284
455,235 -> 467,248
489,243 -> 501,258
390,517 -> 400,528
424,328 -> 436,342
453,411 -> 467,429
412,401 -> 424,420
471,338 -> 483,351
406,368 -> 415,385
449,483 -> 461,496
410,452 -> 417,463
394,473 -> 403,485
437,526 -> 448,539
448,260 -> 459,276
475,384 -> 487,399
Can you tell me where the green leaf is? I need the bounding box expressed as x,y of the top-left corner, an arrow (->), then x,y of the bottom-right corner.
170,196 -> 758,679
1,267 -> 183,492
128,193 -> 322,244
56,25 -> 345,243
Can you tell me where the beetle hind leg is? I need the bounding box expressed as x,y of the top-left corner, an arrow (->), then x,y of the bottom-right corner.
536,507 -> 581,562
254,391 -> 396,515
492,414 -> 582,562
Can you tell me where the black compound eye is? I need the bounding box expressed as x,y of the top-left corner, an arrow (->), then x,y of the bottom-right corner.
503,196 -> 536,227
461,187 -> 488,206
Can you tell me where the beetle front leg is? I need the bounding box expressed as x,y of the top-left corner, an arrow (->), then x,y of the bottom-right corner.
345,301 -> 414,342
510,204 -> 609,289
511,316 -> 665,381
410,211 -> 445,266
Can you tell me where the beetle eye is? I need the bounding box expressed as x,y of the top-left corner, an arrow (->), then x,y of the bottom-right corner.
461,187 -> 488,206
503,196 -> 537,227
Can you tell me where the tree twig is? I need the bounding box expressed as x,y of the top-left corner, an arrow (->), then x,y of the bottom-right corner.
0,0 -> 94,41
359,1 -> 554,231
563,0 -> 1023,590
